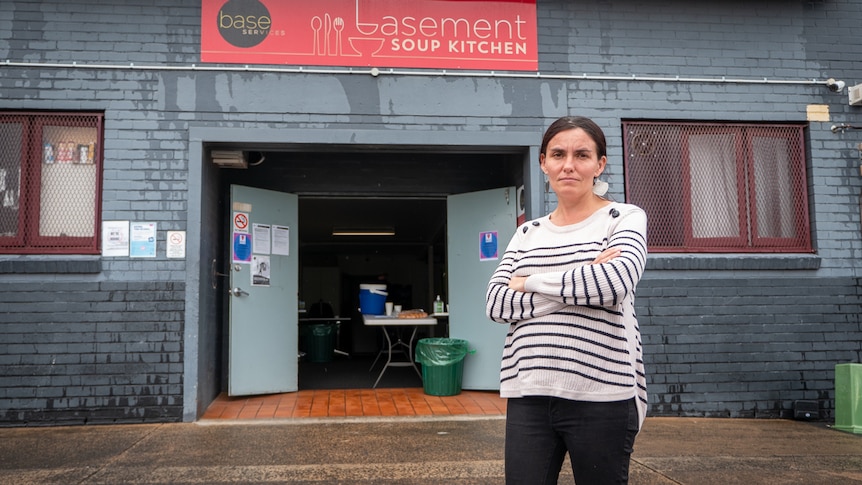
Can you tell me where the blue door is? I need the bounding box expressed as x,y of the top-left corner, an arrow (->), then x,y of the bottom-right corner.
447,187 -> 517,390
228,185 -> 299,396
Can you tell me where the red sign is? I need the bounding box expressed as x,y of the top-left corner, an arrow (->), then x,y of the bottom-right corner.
201,0 -> 537,71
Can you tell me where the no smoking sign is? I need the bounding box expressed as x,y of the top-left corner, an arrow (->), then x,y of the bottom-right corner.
166,230 -> 186,259
233,212 -> 249,232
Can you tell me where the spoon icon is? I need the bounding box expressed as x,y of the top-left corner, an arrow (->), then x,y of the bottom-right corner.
311,16 -> 322,55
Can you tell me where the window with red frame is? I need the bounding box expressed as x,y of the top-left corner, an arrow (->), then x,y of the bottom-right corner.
623,121 -> 811,253
0,112 -> 103,254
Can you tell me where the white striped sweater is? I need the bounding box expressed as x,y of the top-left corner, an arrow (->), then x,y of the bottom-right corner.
485,202 -> 649,429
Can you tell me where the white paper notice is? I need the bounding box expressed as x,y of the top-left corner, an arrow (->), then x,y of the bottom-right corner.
252,254 -> 271,287
102,221 -> 130,257
253,223 -> 271,254
272,225 -> 290,256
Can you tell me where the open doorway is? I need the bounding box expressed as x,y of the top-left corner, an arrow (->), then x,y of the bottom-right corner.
203,141 -> 532,400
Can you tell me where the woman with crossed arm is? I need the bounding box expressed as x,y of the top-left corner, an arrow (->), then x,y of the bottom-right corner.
486,116 -> 648,484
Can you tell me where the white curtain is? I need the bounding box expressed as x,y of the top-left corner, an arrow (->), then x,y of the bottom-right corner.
688,133 -> 739,239
752,136 -> 794,238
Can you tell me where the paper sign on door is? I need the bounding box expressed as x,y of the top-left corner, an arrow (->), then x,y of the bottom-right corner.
233,232 -> 252,263
480,231 -> 498,261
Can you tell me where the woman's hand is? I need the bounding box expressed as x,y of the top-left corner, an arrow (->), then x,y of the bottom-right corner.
508,275 -> 528,292
591,247 -> 621,265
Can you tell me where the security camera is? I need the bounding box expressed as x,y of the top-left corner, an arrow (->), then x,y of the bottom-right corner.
826,78 -> 846,93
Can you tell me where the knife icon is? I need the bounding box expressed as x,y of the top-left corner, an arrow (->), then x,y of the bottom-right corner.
324,13 -> 331,56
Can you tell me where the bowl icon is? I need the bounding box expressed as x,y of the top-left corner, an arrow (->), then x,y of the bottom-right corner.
348,37 -> 385,56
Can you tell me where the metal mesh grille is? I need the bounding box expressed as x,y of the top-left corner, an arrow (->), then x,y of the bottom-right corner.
0,112 -> 102,254
623,121 -> 811,253
0,121 -> 23,239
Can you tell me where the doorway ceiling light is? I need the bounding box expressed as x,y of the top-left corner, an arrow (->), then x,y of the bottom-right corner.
211,150 -> 248,168
332,228 -> 396,236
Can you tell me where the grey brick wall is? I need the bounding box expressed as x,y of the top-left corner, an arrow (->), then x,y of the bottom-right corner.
639,276 -> 862,418
0,281 -> 185,425
1,0 -> 861,425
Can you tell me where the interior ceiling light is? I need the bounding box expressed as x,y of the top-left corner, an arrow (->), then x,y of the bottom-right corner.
332,228 -> 396,236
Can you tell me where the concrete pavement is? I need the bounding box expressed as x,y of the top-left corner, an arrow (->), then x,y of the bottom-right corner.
1,416 -> 860,484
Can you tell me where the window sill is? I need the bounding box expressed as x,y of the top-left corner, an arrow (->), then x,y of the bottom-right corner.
0,255 -> 102,274
647,254 -> 821,271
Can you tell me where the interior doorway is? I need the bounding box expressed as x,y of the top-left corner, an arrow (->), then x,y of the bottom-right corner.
296,196 -> 448,389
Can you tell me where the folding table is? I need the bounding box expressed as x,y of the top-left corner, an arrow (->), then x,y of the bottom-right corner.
363,314 -> 437,388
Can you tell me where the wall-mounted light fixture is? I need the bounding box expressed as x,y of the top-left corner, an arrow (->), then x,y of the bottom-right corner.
332,228 -> 395,236
211,150 -> 248,168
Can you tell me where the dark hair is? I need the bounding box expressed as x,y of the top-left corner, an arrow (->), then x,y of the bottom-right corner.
540,116 -> 607,161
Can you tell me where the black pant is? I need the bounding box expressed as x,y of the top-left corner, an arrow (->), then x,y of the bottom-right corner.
505,396 -> 639,485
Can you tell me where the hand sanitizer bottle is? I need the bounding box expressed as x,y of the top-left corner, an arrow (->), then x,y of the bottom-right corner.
433,295 -> 445,314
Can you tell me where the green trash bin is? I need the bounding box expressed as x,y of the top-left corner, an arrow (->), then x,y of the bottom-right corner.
835,363 -> 862,434
415,338 -> 470,396
302,323 -> 336,363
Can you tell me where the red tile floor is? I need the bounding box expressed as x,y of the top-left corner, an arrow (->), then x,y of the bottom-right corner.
202,388 -> 507,420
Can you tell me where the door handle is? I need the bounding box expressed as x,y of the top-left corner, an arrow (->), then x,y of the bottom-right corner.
229,287 -> 250,297
211,259 -> 239,289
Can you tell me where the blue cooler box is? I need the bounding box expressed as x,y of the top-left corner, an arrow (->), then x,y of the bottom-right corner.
359,284 -> 387,315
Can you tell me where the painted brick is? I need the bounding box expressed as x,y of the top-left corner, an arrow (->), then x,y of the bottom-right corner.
0,279 -> 184,425
2,0 -> 862,425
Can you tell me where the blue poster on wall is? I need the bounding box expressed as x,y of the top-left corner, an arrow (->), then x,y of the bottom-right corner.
479,231 -> 498,261
233,232 -> 252,263
129,222 -> 157,258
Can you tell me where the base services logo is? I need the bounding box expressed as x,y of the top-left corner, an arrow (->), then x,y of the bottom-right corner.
217,0 -> 271,48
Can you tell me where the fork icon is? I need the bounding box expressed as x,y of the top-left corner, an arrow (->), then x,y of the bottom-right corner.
333,17 -> 344,56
